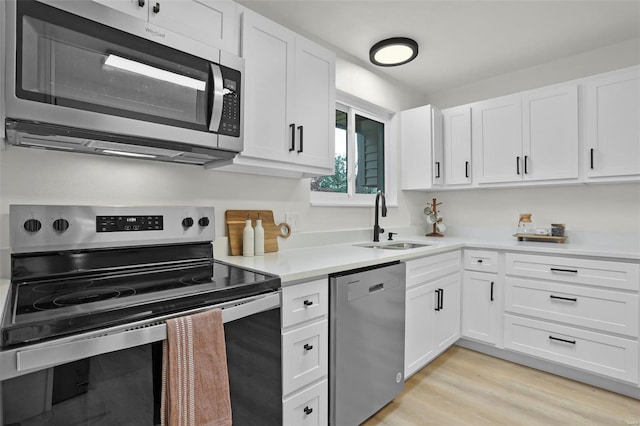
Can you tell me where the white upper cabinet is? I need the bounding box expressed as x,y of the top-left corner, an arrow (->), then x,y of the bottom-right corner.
442,105 -> 472,185
92,0 -> 239,53
400,105 -> 443,190
473,94 -> 522,184
521,84 -> 579,181
215,7 -> 335,177
92,0 -> 148,20
474,84 -> 579,184
239,10 -> 293,163
432,109 -> 444,186
292,36 -> 336,169
585,66 -> 640,179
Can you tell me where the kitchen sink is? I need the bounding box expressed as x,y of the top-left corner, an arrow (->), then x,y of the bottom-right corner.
354,241 -> 433,250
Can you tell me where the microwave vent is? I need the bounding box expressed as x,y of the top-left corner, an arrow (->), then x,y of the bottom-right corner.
5,119 -> 238,166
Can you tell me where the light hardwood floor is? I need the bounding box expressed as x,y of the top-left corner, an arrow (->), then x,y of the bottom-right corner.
362,346 -> 639,425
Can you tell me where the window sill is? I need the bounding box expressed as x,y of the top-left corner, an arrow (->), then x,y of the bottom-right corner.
309,201 -> 399,207
309,193 -> 398,208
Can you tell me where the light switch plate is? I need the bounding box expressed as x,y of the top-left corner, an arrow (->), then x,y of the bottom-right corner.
285,213 -> 300,232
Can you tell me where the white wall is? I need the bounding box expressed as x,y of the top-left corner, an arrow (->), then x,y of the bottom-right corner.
426,38 -> 640,108
416,183 -> 640,243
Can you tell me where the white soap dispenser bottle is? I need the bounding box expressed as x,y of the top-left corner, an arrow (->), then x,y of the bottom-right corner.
254,218 -> 265,256
242,218 -> 254,257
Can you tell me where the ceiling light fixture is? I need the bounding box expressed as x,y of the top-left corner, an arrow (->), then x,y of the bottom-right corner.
369,37 -> 419,67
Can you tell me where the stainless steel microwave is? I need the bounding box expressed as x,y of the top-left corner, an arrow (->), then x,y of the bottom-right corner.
4,0 -> 243,165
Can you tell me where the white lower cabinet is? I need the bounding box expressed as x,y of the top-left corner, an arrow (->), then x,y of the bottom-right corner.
282,320 -> 328,394
462,271 -> 499,345
504,315 -> 638,383
281,278 -> 329,425
282,380 -> 328,426
503,252 -> 640,385
405,251 -> 462,378
462,250 -> 500,346
505,277 -> 639,336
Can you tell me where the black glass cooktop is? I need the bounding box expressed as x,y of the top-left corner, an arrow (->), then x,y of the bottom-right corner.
2,247 -> 280,348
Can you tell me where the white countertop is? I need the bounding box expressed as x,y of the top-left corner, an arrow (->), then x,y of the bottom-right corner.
1,230 -> 637,321
217,239 -> 465,284
216,231 -> 640,284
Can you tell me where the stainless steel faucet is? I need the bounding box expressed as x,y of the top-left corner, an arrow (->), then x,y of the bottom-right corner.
373,190 -> 387,242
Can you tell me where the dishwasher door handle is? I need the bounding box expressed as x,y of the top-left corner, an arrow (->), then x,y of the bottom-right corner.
369,283 -> 384,293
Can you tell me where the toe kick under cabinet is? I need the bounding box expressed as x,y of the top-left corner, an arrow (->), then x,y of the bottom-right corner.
281,278 -> 329,426
503,252 -> 640,384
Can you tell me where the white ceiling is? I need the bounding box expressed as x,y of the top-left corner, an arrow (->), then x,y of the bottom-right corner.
237,1 -> 640,96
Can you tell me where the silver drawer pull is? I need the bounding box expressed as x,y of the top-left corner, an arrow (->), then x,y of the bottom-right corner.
550,267 -> 578,274
549,335 -> 576,345
549,295 -> 577,302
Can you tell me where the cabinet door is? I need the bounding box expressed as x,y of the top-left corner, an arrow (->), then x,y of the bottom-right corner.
434,273 -> 461,352
91,0 -> 148,20
462,271 -> 498,345
474,94 -> 522,183
292,36 -> 335,169
404,283 -> 436,377
240,9 -> 295,162
585,67 -> 640,178
400,105 -> 434,190
432,108 -> 444,185
522,84 -> 579,181
443,105 -> 472,185
150,0 -> 238,52
282,379 -> 328,426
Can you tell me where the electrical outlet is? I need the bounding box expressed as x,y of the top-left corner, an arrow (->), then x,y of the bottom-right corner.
285,213 -> 300,232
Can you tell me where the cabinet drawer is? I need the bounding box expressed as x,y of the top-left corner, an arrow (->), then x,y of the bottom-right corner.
505,277 -> 639,337
282,279 -> 328,328
282,320 -> 328,395
504,315 -> 638,383
505,253 -> 640,291
283,379 -> 328,426
464,249 -> 499,273
406,250 -> 461,289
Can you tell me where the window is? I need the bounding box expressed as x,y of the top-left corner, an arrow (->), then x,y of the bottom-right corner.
310,93 -> 394,206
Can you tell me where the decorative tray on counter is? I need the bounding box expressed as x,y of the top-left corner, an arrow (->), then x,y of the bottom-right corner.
513,234 -> 567,243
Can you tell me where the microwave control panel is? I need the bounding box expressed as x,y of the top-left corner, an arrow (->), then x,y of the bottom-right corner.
218,65 -> 241,137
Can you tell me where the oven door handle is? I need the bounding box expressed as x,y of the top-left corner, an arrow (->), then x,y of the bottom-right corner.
14,292 -> 281,374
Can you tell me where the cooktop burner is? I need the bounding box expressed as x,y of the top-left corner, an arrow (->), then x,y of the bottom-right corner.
14,263 -> 214,316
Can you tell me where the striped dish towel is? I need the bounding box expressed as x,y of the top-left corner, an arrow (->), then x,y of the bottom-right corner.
161,308 -> 232,426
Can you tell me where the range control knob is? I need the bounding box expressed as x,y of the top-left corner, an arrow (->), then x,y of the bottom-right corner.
23,219 -> 42,233
52,218 -> 70,233
198,217 -> 210,227
182,217 -> 194,228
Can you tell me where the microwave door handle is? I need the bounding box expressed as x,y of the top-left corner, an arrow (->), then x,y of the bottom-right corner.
209,63 -> 224,132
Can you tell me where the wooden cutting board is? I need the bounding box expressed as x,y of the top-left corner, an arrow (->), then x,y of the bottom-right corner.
225,210 -> 290,256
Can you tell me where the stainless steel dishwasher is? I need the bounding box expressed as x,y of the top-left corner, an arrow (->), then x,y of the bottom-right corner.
329,261 -> 406,426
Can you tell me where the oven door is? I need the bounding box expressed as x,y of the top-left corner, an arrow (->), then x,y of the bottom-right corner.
0,293 -> 282,426
5,0 -> 243,152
